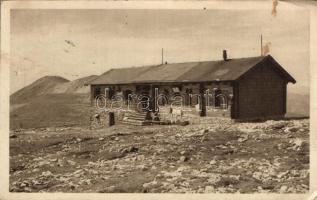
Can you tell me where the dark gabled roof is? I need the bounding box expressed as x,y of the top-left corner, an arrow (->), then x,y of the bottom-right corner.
89,55 -> 296,85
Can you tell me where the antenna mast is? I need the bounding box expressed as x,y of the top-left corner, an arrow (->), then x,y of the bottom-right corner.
161,48 -> 164,64
260,34 -> 263,56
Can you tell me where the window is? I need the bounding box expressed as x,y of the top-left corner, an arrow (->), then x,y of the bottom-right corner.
214,89 -> 221,107
94,87 -> 101,98
214,89 -> 228,109
185,88 -> 192,106
172,87 -> 180,93
124,89 -> 133,105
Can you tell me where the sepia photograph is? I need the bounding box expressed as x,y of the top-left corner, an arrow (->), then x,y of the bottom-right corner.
1,0 -> 315,197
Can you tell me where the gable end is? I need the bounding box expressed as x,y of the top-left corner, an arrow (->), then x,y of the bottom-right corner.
237,55 -> 296,84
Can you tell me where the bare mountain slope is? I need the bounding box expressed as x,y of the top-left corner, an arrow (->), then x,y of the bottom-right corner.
51,75 -> 98,94
10,76 -> 70,104
10,93 -> 91,129
286,85 -> 310,117
287,92 -> 309,117
10,75 -> 97,129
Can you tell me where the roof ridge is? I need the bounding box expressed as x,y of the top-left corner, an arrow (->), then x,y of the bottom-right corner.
104,55 -> 267,71
88,55 -> 274,85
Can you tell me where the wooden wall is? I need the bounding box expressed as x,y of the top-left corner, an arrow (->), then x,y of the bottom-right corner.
236,62 -> 287,119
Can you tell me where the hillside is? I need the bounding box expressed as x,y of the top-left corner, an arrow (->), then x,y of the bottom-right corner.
10,76 -> 70,104
10,93 -> 91,129
287,92 -> 310,117
51,75 -> 98,94
10,75 -> 97,129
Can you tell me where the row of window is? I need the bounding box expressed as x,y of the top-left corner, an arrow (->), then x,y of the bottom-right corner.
93,86 -> 231,108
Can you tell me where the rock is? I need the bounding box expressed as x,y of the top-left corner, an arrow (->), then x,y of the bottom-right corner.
136,155 -> 145,161
67,160 -> 76,166
89,169 -> 99,175
100,186 -> 116,193
271,122 -> 288,130
120,146 -> 139,154
180,151 -> 186,155
142,182 -> 150,188
279,185 -> 288,193
10,134 -> 18,139
73,169 -> 83,175
238,135 -> 248,142
200,136 -> 207,142
252,171 -> 262,180
200,129 -> 209,134
284,127 -> 291,133
41,171 -> 53,177
49,158 -> 58,162
20,182 -> 27,187
179,156 -> 188,162
74,173 -> 81,178
38,160 -> 50,167
204,185 -> 215,193
76,138 -> 82,142
68,182 -> 77,190
32,168 -> 40,172
46,127 -> 55,131
81,179 -> 92,185
290,138 -> 304,150
57,159 -> 67,167
216,145 -> 227,149
111,165 -> 117,170
284,127 -> 298,134
143,181 -> 158,189
277,171 -> 289,179
213,155 -> 220,161
180,121 -> 189,126
209,160 -> 216,165
197,187 -> 204,193
98,137 -> 105,141
137,164 -> 148,171
176,166 -> 190,172
289,127 -> 299,132
262,184 -> 274,190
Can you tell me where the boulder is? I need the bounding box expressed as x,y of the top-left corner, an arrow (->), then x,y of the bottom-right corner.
179,156 -> 188,162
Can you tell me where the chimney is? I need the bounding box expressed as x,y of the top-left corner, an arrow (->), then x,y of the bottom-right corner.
223,50 -> 228,61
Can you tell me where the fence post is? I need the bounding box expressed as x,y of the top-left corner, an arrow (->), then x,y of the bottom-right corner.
109,112 -> 115,126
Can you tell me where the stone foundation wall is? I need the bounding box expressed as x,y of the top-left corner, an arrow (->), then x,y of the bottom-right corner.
89,108 -> 125,129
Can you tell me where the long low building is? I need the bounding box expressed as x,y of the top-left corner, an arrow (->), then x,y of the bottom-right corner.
88,52 -> 296,121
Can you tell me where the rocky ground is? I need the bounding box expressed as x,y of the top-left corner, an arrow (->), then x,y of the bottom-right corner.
9,118 -> 309,193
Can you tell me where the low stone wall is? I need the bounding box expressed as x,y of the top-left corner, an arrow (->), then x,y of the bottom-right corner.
157,105 -> 231,125
89,108 -> 125,129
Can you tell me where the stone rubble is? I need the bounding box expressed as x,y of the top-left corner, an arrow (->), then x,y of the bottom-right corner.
9,118 -> 309,193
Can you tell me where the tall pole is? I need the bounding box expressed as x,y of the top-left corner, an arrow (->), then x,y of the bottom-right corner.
161,48 -> 164,64
260,34 -> 263,56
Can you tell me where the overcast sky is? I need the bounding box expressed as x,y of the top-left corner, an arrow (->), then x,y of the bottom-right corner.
10,7 -> 310,93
